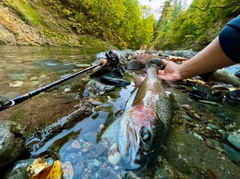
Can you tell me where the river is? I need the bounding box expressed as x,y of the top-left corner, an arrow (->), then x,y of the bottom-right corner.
1,45 -> 240,179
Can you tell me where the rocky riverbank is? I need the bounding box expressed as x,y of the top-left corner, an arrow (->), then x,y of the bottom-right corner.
0,1 -> 110,48
1,49 -> 240,179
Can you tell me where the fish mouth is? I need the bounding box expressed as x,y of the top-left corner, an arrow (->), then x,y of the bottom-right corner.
118,110 -> 155,169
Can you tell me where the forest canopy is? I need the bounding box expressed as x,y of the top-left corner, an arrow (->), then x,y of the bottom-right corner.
152,0 -> 240,51
3,0 -> 240,50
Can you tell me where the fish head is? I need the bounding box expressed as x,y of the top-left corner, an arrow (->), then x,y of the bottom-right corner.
118,105 -> 164,169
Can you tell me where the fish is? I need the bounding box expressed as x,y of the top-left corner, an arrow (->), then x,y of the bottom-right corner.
117,61 -> 173,169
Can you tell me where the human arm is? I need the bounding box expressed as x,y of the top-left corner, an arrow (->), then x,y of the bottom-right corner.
158,16 -> 240,81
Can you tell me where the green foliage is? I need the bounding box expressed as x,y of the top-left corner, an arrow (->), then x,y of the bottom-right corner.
4,0 -> 42,26
152,0 -> 240,51
46,0 -> 155,49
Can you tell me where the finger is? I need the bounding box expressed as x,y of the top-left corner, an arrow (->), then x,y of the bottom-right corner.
160,59 -> 169,66
158,73 -> 166,80
158,69 -> 164,75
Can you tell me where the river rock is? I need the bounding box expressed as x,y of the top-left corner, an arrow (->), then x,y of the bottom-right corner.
165,50 -> 197,59
223,144 -> 240,166
227,133 -> 240,150
209,69 -> 240,87
235,70 -> 240,78
87,78 -> 115,94
126,59 -> 141,70
0,120 -> 26,167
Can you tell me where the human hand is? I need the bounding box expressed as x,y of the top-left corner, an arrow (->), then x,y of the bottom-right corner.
158,59 -> 183,81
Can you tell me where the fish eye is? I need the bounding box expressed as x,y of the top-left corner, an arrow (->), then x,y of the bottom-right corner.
140,127 -> 151,142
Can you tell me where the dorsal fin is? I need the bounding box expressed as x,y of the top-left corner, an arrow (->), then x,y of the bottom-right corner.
133,73 -> 145,87
132,77 -> 148,106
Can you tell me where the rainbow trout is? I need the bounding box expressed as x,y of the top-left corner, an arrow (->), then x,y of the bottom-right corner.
118,62 -> 173,169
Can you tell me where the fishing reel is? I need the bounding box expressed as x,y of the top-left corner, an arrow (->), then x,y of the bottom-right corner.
105,50 -> 124,76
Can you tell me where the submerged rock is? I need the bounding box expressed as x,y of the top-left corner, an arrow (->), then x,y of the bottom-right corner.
126,59 -> 141,70
0,120 -> 26,167
87,78 -> 115,94
227,133 -> 240,150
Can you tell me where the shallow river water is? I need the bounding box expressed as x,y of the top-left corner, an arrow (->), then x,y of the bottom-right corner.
1,45 -> 240,179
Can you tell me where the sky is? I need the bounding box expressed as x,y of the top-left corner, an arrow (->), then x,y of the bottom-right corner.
138,0 -> 193,19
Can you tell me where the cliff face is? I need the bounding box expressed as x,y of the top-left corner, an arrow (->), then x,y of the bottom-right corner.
0,1 -> 102,47
0,5 -> 50,45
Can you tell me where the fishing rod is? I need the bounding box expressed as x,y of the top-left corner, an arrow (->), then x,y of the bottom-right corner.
0,50 -> 121,112
0,63 -> 103,112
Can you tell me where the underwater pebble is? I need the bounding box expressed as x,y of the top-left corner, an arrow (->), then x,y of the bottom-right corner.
206,126 -> 212,130
38,74 -> 49,82
182,115 -> 192,122
99,124 -> 104,130
82,132 -> 97,143
205,138 -> 215,149
75,64 -> 90,68
67,140 -> 81,151
81,142 -> 94,152
9,81 -> 24,87
193,133 -> 204,141
8,74 -> 28,81
64,88 -> 71,92
108,143 -> 121,166
227,133 -> 240,150
65,93 -> 79,100
215,146 -> 224,153
223,144 -> 240,163
91,101 -> 103,106
193,113 -> 201,120
100,167 -> 119,178
180,104 -> 192,110
30,76 -> 38,81
73,165 -> 83,177
92,144 -> 108,158
65,153 -> 79,164
207,123 -> 220,130
218,129 -> 226,135
62,161 -> 74,179
88,159 -> 100,170
4,92 -> 20,98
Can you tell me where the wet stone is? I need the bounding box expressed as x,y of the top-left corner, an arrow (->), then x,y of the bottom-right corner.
9,81 -> 24,87
193,133 -> 204,141
205,138 -> 215,149
235,69 -> 240,78
3,159 -> 35,179
126,59 -> 141,70
227,133 -> 240,150
91,144 -> 108,158
8,74 -> 28,81
67,140 -> 81,152
0,120 -> 26,167
4,92 -> 19,98
182,114 -> 192,122
65,153 -> 80,164
82,132 -> 97,143
207,123 -> 220,130
100,167 -> 119,179
29,76 -> 38,81
65,93 -> 79,100
73,164 -> 84,178
223,144 -> 240,166
88,159 -> 100,170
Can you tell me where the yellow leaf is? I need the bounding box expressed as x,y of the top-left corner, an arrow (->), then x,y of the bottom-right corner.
30,165 -> 53,179
46,160 -> 62,179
